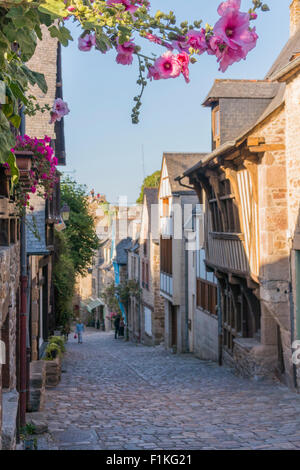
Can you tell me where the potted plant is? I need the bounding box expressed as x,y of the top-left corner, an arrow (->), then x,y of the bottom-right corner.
9,135 -> 58,215
20,423 -> 38,450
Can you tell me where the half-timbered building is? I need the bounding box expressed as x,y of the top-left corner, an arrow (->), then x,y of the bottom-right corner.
181,1 -> 300,387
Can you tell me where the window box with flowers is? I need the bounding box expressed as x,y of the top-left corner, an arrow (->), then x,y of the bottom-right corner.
6,135 -> 59,215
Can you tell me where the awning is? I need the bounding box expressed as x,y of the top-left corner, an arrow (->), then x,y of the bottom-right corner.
86,298 -> 104,313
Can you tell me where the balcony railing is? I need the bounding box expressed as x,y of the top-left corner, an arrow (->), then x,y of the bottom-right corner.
160,272 -> 173,297
206,232 -> 250,275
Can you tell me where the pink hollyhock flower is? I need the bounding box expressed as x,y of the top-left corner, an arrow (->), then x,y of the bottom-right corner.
147,65 -> 161,81
145,33 -> 162,45
106,0 -> 139,15
52,156 -> 58,166
213,8 -> 255,52
49,111 -> 59,124
186,29 -> 207,54
50,98 -> 70,124
153,51 -> 181,79
176,52 -> 190,83
116,40 -> 135,65
250,12 -> 258,20
217,0 -> 241,16
172,39 -> 190,54
41,173 -> 48,180
31,186 -> 37,194
78,33 -> 96,51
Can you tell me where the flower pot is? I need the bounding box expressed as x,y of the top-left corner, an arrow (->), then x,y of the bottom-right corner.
15,151 -> 33,171
0,196 -> 8,217
23,438 -> 37,450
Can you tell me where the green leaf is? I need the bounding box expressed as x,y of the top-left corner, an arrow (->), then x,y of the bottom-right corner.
9,82 -> 28,106
9,114 -> 21,129
21,65 -> 48,94
2,103 -> 13,118
48,25 -> 73,47
6,152 -> 19,187
38,0 -> 68,18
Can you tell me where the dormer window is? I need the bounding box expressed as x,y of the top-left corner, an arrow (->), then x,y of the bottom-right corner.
212,106 -> 220,148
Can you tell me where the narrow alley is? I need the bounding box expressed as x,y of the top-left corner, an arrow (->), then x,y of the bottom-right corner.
36,329 -> 300,450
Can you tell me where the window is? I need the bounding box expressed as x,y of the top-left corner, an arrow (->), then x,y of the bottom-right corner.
160,236 -> 172,275
209,179 -> 240,233
212,106 -> 220,148
142,260 -> 149,289
196,247 -> 217,315
208,188 -> 223,232
196,279 -> 217,315
218,179 -> 241,233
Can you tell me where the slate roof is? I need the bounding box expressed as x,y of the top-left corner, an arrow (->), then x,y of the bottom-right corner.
114,237 -> 132,265
164,153 -> 208,193
266,28 -> 300,79
202,79 -> 280,106
144,187 -> 158,226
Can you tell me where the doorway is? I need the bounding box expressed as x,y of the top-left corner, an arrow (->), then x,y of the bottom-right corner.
171,305 -> 177,350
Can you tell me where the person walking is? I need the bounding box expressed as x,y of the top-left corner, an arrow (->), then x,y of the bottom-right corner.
75,320 -> 85,344
119,317 -> 125,337
114,315 -> 120,339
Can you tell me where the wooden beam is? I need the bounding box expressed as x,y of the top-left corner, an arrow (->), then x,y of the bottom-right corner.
247,136 -> 265,147
224,150 -> 241,161
249,144 -> 285,153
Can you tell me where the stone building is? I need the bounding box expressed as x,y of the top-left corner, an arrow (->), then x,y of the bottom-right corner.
158,153 -> 204,353
0,168 -> 20,449
138,188 -> 165,346
181,0 -> 300,388
25,25 -> 65,361
127,238 -> 140,342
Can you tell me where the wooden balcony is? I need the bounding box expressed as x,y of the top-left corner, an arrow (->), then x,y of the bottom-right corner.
206,232 -> 250,275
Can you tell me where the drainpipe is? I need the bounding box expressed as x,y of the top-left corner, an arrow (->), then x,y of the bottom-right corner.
138,255 -> 141,342
185,238 -> 189,353
217,282 -> 223,366
290,250 -> 298,390
19,108 -> 28,427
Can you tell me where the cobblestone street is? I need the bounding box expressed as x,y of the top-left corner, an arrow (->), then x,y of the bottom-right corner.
36,329 -> 300,450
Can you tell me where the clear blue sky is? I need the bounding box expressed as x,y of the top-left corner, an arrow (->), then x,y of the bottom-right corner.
61,0 -> 289,203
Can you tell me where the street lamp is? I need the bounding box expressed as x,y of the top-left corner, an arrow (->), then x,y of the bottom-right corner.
61,203 -> 70,221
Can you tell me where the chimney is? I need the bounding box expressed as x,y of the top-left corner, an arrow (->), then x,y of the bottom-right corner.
290,0 -> 300,36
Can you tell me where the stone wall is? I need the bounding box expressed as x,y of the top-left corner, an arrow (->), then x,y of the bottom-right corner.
194,308 -> 218,362
0,241 -> 20,450
26,26 -> 58,140
247,105 -> 295,386
285,66 -> 300,388
290,0 -> 300,36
